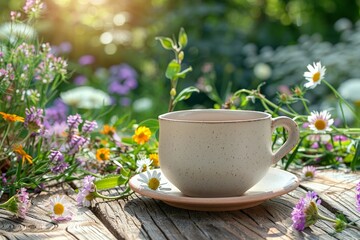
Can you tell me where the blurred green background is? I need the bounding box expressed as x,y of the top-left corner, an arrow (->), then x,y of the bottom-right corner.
2,0 -> 360,122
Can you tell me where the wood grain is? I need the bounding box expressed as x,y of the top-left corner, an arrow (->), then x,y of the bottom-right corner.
0,184 -> 116,240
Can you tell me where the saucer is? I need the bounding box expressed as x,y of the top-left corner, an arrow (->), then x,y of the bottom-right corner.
129,168 -> 299,211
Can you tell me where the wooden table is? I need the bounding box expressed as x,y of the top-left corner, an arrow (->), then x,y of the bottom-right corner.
0,169 -> 359,240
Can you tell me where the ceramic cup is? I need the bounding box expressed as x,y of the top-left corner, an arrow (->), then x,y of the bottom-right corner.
158,109 -> 299,197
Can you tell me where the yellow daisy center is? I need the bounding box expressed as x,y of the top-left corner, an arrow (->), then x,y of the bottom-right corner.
314,119 -> 326,130
312,72 -> 321,82
142,164 -> 147,172
148,178 -> 160,190
305,171 -> 314,178
53,202 -> 65,215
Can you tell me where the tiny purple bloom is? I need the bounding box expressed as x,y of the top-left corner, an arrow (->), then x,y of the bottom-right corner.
67,114 -> 82,133
311,142 -> 319,149
49,151 -> 69,174
1,173 -> 7,185
76,176 -> 96,207
74,75 -> 88,85
82,120 -> 98,134
67,135 -> 87,155
291,191 -> 321,231
334,135 -> 348,141
78,55 -> 95,65
17,188 -> 30,218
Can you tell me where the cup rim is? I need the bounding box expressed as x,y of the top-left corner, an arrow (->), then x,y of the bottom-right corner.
158,109 -> 271,123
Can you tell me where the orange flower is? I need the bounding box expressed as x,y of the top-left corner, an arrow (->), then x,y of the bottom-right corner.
132,126 -> 151,145
100,125 -> 116,135
13,145 -> 33,164
149,153 -> 160,167
0,112 -> 24,123
96,148 -> 110,161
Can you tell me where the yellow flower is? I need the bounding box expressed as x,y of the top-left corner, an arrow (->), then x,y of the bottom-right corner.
96,148 -> 110,161
0,112 -> 24,123
149,153 -> 160,167
13,145 -> 33,164
132,126 -> 151,145
100,125 -> 116,135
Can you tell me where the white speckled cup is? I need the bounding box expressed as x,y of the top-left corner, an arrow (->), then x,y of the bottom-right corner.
158,109 -> 299,197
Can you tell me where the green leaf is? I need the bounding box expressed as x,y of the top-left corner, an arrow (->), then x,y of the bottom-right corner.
178,28 -> 188,48
165,60 -> 181,79
173,86 -> 199,105
95,174 -> 128,191
138,119 -> 159,134
176,66 -> 192,79
155,37 -> 174,50
284,135 -> 306,170
351,139 -> 360,171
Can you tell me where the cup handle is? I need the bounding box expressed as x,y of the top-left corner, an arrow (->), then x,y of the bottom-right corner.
271,116 -> 300,164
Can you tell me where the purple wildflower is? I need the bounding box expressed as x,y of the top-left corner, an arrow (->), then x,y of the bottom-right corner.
311,142 -> 319,149
74,75 -> 88,85
1,173 -> 7,185
78,55 -> 95,65
292,191 -> 321,231
24,107 -> 43,132
67,135 -> 87,155
82,120 -> 98,134
67,114 -> 82,133
44,99 -> 68,127
49,151 -> 69,174
16,188 -> 30,218
76,176 -> 96,207
325,143 -> 333,151
108,64 -> 138,96
302,166 -> 317,179
356,181 -> 360,212
335,156 -> 344,163
334,135 -> 348,141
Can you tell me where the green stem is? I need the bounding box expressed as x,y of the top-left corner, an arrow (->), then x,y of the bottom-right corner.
318,214 -> 360,231
94,188 -> 132,200
0,124 -> 11,150
300,97 -> 311,115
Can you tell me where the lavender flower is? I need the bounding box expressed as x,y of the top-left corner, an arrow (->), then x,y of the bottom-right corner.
24,107 -> 43,132
356,181 -> 360,212
49,151 -> 69,174
67,114 -> 82,133
76,176 -> 96,207
82,120 -> 98,134
23,0 -> 44,14
1,173 -> 7,185
291,191 -> 321,231
67,135 -> 87,155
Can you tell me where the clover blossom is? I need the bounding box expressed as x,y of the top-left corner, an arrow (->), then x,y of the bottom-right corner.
49,150 -> 69,174
76,175 -> 96,207
24,107 -> 43,132
291,191 -> 321,231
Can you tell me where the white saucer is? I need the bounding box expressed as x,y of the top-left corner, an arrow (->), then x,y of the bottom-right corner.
129,168 -> 299,211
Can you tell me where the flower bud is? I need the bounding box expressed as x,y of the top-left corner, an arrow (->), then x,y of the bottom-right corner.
170,88 -> 176,96
178,51 -> 184,61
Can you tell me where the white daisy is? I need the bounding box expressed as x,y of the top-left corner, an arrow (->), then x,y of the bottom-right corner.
308,110 -> 334,133
49,195 -> 74,222
303,62 -> 326,89
138,170 -> 168,190
136,158 -> 152,173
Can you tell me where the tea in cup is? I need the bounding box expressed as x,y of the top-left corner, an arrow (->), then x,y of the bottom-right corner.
158,109 -> 299,197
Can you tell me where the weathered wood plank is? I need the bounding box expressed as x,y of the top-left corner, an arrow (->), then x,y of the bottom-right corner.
90,185 -> 360,240
0,184 -> 116,240
295,169 -> 360,225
